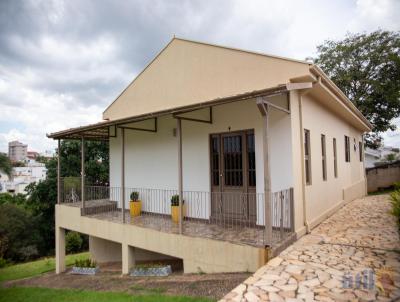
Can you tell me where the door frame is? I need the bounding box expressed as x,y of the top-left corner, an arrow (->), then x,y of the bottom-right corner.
209,129 -> 256,223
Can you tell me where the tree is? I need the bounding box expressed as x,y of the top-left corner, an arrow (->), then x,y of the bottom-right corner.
314,30 -> 400,148
59,140 -> 109,185
384,153 -> 397,163
0,153 -> 12,179
0,204 -> 41,261
23,139 -> 109,257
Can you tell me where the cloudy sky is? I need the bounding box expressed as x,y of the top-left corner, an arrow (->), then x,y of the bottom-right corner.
0,0 -> 399,153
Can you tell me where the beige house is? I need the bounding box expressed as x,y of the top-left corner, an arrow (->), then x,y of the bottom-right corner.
48,38 -> 371,275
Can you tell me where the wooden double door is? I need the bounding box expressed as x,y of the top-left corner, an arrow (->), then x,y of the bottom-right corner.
210,130 -> 257,224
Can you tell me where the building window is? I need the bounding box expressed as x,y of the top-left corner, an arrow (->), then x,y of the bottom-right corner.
344,135 -> 350,162
359,141 -> 363,162
333,138 -> 338,178
211,136 -> 219,186
304,129 -> 311,185
321,134 -> 327,181
247,133 -> 256,187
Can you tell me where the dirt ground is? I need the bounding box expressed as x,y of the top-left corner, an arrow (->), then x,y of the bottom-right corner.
4,266 -> 251,301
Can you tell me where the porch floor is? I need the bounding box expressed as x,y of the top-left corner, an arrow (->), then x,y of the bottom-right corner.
66,200 -> 291,247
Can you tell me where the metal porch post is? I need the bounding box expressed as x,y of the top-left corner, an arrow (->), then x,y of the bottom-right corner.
263,106 -> 273,246
256,97 -> 273,246
81,137 -> 85,213
177,118 -> 183,234
57,139 -> 61,204
121,127 -> 126,223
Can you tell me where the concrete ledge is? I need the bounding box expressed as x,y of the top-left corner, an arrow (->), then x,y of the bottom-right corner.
56,205 -> 267,273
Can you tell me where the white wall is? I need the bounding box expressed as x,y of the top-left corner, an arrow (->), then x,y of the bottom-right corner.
109,98 -> 293,221
301,94 -> 365,228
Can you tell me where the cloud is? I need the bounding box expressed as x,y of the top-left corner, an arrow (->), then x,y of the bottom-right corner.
0,0 -> 399,153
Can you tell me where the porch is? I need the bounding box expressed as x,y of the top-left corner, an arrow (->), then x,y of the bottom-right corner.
50,86 -> 305,274
61,182 -> 295,248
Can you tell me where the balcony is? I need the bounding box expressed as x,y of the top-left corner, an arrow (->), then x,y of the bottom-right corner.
60,179 -> 295,249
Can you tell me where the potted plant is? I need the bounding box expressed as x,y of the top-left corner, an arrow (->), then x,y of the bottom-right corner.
130,191 -> 142,217
72,258 -> 98,275
170,194 -> 185,223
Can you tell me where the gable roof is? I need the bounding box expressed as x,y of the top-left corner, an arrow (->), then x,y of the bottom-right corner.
103,37 -> 311,120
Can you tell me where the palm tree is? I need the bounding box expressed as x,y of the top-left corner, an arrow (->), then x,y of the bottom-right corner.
0,153 -> 12,180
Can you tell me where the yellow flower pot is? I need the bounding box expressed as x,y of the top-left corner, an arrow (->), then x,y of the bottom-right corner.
171,205 -> 186,223
130,200 -> 142,217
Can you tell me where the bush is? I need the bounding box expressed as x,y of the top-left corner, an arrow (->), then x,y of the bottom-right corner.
74,258 -> 96,268
0,204 -> 40,262
170,194 -> 184,206
66,232 -> 83,254
390,190 -> 400,229
0,257 -> 10,268
130,191 -> 139,201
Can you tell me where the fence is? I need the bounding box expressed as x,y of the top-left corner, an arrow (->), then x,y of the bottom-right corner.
59,178 -> 294,247
366,160 -> 400,192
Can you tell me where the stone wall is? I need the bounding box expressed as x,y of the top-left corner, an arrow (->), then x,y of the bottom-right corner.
366,161 -> 400,192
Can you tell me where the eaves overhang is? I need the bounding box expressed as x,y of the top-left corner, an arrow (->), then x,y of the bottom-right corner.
47,84 -> 294,140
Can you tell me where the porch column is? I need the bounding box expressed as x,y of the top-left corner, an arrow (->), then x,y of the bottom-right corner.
57,139 -> 61,204
121,128 -> 126,223
177,118 -> 183,234
81,137 -> 85,212
55,226 -> 66,274
122,243 -> 135,275
256,98 -> 273,246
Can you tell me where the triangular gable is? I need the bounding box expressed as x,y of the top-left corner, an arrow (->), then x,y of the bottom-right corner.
103,38 -> 311,120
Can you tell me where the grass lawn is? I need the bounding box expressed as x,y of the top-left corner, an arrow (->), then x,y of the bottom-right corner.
0,287 -> 213,302
0,252 -> 89,282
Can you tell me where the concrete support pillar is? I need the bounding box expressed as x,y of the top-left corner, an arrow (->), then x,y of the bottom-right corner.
55,227 -> 66,274
122,243 -> 135,275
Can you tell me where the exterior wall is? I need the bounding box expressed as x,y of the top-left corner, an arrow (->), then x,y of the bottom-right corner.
8,141 -> 28,162
89,236 -> 176,264
366,162 -> 400,192
57,204 -> 265,273
109,98 -> 293,223
297,93 -> 366,232
104,38 -> 310,120
89,236 -> 122,263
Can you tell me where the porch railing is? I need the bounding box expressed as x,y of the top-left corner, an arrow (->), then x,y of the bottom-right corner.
59,177 -> 294,247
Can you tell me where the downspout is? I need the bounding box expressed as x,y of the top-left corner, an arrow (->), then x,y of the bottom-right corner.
298,90 -> 310,233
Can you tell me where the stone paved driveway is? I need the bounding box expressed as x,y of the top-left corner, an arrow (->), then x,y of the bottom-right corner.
221,194 -> 400,301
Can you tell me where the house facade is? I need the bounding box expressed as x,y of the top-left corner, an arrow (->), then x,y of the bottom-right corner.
49,38 -> 371,275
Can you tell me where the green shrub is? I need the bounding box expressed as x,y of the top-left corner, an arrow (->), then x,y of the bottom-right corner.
0,204 -> 40,262
74,258 -> 96,268
66,232 -> 83,254
130,191 -> 139,201
170,195 -> 184,206
394,182 -> 400,191
0,257 -> 10,268
389,190 -> 400,230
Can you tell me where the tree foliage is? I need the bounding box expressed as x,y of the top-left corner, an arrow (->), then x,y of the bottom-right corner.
314,30 -> 400,148
24,139 -> 109,258
0,153 -> 12,179
0,204 -> 41,261
59,140 -> 109,185
1,139 -> 108,263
